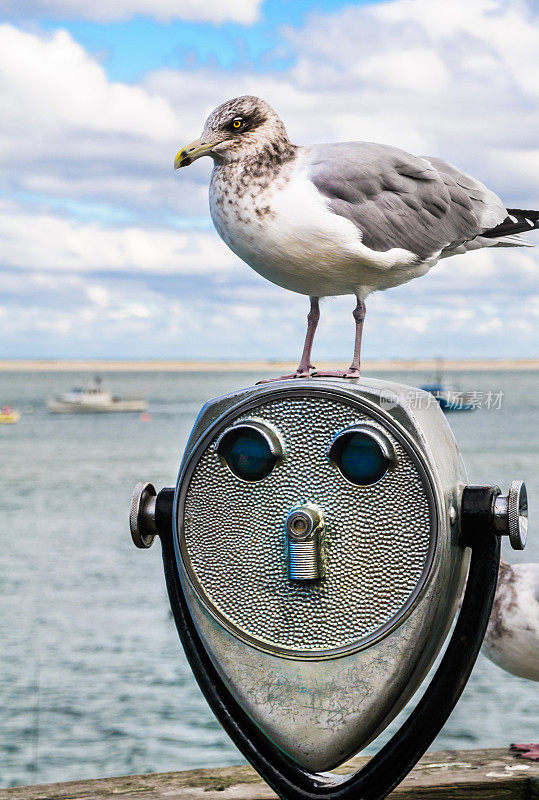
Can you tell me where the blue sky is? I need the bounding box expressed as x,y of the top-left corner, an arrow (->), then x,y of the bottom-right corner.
0,0 -> 538,360
43,1 -> 388,81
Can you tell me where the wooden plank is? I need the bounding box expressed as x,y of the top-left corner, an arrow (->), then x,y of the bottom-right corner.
1,748 -> 537,800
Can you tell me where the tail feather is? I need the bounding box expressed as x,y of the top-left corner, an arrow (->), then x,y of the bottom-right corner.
483,208 -> 539,239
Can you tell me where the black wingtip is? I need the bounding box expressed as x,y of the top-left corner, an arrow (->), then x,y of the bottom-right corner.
483,208 -> 539,239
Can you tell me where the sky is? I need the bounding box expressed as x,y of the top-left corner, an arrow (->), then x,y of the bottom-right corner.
0,0 -> 538,361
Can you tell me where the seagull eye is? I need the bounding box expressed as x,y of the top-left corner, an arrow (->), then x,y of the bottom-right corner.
232,117 -> 243,130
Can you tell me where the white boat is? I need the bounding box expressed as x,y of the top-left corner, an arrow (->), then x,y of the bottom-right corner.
48,377 -> 147,414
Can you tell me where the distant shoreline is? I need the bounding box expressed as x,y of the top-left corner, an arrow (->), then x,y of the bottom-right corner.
0,358 -> 538,372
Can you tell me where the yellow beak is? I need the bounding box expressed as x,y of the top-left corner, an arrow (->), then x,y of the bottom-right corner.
174,137 -> 215,169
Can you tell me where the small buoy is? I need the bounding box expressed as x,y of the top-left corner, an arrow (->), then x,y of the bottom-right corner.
140,412 -> 152,422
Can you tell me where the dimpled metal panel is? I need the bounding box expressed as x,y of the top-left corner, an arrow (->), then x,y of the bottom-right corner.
179,395 -> 434,657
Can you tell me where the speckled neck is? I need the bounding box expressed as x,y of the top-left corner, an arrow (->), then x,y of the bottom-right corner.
211,139 -> 298,198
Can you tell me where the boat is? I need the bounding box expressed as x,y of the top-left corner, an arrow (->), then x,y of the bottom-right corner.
420,382 -> 478,412
0,405 -> 20,423
421,359 -> 477,412
48,377 -> 147,414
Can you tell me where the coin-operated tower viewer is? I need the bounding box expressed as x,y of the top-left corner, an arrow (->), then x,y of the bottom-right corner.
130,377 -> 528,800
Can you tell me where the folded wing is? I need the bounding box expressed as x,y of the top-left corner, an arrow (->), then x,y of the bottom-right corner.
307,142 -> 517,261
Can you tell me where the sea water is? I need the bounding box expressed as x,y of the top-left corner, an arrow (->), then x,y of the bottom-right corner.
1,369 -> 538,787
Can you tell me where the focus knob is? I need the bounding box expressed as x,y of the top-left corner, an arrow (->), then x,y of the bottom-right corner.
130,482 -> 175,549
130,482 -> 157,548
494,480 -> 528,550
461,481 -> 528,550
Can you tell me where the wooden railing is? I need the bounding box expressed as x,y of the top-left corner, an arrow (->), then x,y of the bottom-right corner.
1,748 -> 538,800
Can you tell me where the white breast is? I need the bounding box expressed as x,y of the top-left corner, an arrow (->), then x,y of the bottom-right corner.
209,164 -> 425,298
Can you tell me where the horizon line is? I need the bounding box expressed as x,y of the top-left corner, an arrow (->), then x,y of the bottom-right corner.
1,357 -> 538,372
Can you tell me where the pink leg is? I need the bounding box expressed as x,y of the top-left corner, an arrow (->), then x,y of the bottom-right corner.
297,296 -> 320,374
257,297 -> 320,384
314,297 -> 366,379
510,743 -> 539,761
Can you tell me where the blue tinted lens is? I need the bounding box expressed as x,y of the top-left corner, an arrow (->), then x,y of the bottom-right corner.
219,428 -> 276,481
335,432 -> 389,485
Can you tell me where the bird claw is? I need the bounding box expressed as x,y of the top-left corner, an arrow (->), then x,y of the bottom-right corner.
257,365 -> 363,384
312,368 -> 361,379
510,743 -> 539,761
256,370 -> 312,384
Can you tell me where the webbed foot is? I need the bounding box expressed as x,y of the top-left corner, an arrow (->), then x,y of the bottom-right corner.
510,743 -> 539,761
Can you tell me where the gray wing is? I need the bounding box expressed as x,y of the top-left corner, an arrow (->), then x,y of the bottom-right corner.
307,143 -> 507,261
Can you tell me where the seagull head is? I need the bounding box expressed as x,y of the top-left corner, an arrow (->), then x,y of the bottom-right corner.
174,95 -> 293,169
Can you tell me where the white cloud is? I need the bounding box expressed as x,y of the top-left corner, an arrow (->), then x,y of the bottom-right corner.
0,0 -> 262,24
0,200 -> 239,275
0,26 -> 178,139
354,48 -> 451,94
1,1 -> 539,358
0,24 -> 208,217
278,0 -> 539,197
1,249 -> 538,359
86,284 -> 110,307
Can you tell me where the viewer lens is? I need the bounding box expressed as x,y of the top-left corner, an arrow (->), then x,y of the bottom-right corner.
218,427 -> 277,482
332,432 -> 390,486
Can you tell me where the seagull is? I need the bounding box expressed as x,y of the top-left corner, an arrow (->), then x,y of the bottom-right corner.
175,96 -> 539,378
483,559 -> 539,761
483,559 -> 539,684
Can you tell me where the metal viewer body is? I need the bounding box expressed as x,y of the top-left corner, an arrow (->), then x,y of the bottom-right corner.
129,376 -> 531,796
